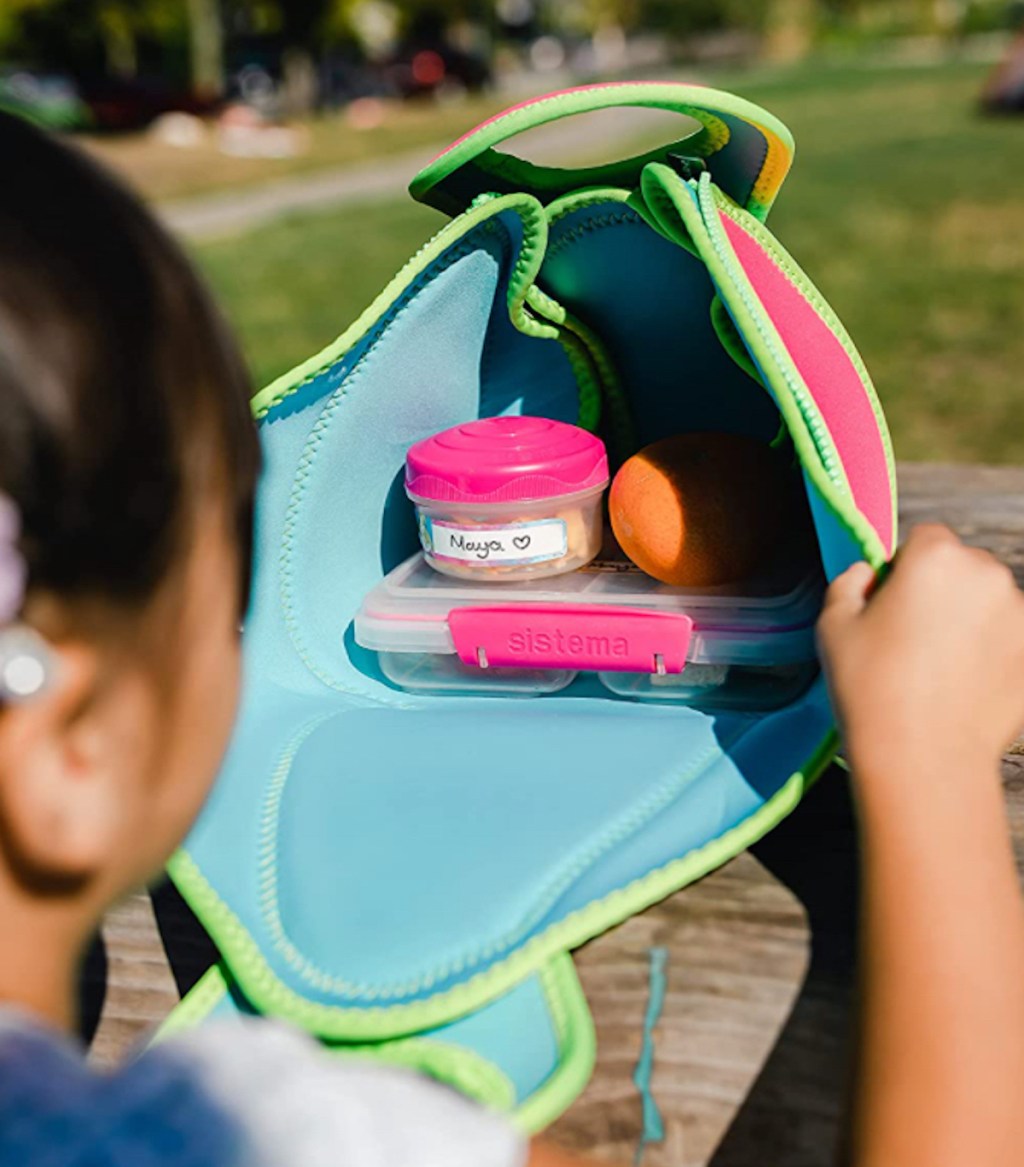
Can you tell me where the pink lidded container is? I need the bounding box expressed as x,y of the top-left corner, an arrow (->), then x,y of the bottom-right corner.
405,416 -> 609,581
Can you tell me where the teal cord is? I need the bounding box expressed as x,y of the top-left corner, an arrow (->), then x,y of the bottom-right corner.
633,946 -> 669,1165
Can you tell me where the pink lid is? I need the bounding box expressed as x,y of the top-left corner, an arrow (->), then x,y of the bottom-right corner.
405,416 -> 609,505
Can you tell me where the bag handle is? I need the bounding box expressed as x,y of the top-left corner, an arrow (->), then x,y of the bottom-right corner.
409,81 -> 794,221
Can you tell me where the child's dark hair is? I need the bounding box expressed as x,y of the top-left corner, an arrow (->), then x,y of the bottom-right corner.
0,112 -> 259,620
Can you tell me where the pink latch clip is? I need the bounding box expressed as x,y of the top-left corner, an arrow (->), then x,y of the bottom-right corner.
449,605 -> 694,674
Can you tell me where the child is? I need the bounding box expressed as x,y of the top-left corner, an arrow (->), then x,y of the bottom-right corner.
0,111 -> 1021,1167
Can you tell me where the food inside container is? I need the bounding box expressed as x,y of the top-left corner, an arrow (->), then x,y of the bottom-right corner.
405,416 -> 608,582
354,551 -> 823,710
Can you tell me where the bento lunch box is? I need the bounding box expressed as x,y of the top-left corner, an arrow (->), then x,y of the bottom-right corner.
355,552 -> 823,710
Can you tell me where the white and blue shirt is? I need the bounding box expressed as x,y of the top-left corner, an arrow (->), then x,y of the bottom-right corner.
0,1009 -> 527,1167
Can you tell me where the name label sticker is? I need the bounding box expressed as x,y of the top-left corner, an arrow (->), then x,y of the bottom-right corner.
422,516 -> 567,566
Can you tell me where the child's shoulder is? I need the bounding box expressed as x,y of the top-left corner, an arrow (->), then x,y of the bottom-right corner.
0,1010 -> 525,1167
0,1008 -> 241,1165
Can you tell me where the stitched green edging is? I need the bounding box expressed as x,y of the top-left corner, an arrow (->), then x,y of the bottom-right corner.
453,112 -> 727,206
705,187 -> 898,554
268,196 -> 590,700
529,188 -> 640,459
559,308 -> 635,464
646,163 -> 849,498
168,723 -> 835,1040
710,294 -> 764,386
331,1034 -> 515,1113
543,187 -> 634,229
699,180 -> 894,563
152,962 -> 514,1110
635,166 -> 766,390
151,953 -> 594,1129
636,166 -> 703,258
251,192 -> 558,421
660,169 -> 890,570
409,82 -> 793,219
250,188 -> 606,438
352,952 -> 594,1131
513,952 -> 596,1133
151,965 -> 227,1043
552,325 -> 602,434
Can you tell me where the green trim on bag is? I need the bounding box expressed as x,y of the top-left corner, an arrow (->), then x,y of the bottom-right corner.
150,963 -> 515,1111
558,308 -> 635,464
704,186 -> 898,552
636,166 -> 703,257
334,1037 -> 516,1114
167,725 -> 835,1042
150,953 -> 594,1132
550,321 -> 602,434
251,193 -> 579,426
634,166 -> 766,388
643,165 -> 850,498
543,186 -> 635,229
531,187 -> 641,458
250,194 -> 544,418
654,166 -> 888,569
151,965 -> 227,1043
514,953 -> 596,1132
409,82 -> 794,221
709,294 -> 764,386
696,176 -> 895,563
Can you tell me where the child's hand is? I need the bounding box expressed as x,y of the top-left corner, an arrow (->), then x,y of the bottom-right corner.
821,524 -> 1024,1167
817,523 -> 1024,787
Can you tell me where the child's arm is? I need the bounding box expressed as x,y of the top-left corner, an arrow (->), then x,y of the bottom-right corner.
526,523 -> 1024,1167
818,524 -> 1024,1167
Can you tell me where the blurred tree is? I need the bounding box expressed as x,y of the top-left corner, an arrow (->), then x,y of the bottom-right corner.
0,0 -> 56,53
632,0 -> 772,39
98,4 -> 137,75
187,0 -> 224,96
274,0 -> 330,112
221,0 -> 330,108
324,0 -> 400,56
0,0 -> 189,80
763,0 -> 819,60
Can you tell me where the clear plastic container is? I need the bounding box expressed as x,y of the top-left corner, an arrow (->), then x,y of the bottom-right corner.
355,552 -> 823,710
599,660 -> 819,710
378,650 -> 576,697
405,417 -> 609,582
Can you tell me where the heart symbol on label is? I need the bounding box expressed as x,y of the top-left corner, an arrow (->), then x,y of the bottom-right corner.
512,535 -> 531,551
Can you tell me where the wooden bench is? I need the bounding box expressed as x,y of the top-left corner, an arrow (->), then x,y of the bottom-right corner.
84,462 -> 1024,1167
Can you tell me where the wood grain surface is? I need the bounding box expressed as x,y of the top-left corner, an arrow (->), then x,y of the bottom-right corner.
82,463 -> 1024,1167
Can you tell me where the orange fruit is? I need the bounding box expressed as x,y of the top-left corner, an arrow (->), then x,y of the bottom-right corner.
608,432 -> 792,587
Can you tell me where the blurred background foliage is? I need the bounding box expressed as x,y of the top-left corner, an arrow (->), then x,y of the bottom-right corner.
1,0 -> 1023,463
1,0 -> 1019,111
195,57 -> 1024,463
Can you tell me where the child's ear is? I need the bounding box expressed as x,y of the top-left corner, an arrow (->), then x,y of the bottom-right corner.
0,641 -> 125,884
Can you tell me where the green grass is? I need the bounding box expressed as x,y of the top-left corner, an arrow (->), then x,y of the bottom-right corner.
195,58 -> 1024,464
197,197 -> 441,392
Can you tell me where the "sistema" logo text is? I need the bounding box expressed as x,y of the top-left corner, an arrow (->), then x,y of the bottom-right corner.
507,626 -> 629,659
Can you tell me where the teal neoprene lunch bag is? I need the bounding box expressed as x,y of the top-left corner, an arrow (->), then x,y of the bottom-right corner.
163,82 -> 896,1130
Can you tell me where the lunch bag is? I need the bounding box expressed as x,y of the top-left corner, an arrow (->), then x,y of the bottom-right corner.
164,82 -> 896,1129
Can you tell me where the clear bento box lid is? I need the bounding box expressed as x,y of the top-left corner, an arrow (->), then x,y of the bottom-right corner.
355,552 -> 823,668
